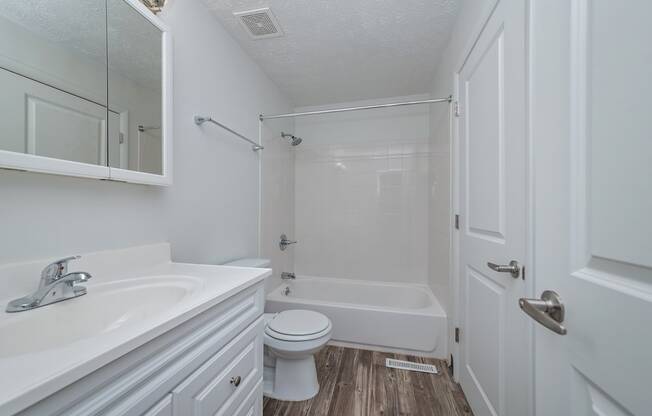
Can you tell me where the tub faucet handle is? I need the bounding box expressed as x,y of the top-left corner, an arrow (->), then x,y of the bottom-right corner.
279,234 -> 297,251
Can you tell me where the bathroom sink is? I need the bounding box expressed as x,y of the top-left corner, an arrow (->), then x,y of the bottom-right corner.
0,245 -> 272,416
0,275 -> 202,359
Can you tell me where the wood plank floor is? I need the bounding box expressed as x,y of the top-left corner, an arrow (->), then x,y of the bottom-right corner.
263,346 -> 473,416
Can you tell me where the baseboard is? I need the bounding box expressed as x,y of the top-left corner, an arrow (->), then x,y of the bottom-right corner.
327,340 -> 445,359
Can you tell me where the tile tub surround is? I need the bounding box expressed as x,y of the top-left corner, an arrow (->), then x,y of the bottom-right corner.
293,95 -> 431,285
0,243 -> 271,415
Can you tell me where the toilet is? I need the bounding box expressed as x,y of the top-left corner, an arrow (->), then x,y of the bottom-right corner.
223,258 -> 332,401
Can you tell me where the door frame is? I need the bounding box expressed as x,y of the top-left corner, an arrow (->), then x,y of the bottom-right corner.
450,1 -> 535,413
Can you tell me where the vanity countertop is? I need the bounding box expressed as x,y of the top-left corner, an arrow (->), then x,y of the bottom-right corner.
0,244 -> 271,415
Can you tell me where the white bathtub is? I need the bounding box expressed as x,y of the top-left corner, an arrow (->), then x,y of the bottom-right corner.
266,276 -> 447,358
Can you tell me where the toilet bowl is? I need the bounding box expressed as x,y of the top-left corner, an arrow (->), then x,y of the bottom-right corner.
263,310 -> 332,401
222,258 -> 333,401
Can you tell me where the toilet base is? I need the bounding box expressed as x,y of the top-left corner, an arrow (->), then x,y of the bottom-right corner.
263,354 -> 319,401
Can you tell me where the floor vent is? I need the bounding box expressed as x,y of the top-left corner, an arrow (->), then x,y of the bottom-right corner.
234,8 -> 284,39
385,358 -> 438,374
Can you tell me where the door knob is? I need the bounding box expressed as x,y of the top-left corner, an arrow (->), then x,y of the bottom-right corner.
230,375 -> 241,387
487,260 -> 520,278
519,290 -> 567,335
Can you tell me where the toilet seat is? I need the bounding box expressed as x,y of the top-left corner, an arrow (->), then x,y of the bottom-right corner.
265,310 -> 332,342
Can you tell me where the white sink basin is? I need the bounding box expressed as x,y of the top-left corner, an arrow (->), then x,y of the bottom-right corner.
0,243 -> 272,415
0,275 -> 202,359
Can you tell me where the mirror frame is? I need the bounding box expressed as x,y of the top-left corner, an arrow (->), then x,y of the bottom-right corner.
0,0 -> 173,186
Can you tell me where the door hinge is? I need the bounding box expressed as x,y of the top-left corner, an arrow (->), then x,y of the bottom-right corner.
454,214 -> 460,230
119,132 -> 125,144
454,101 -> 461,117
455,327 -> 460,343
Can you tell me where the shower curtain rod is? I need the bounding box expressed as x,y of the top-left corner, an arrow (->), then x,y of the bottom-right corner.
259,95 -> 452,121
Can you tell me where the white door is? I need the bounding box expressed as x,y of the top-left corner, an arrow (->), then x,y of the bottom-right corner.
530,1 -> 652,415
107,109 -> 124,168
0,67 -> 108,165
137,127 -> 162,174
457,0 -> 530,415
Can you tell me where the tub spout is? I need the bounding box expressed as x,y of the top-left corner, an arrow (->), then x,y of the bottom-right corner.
281,272 -> 296,280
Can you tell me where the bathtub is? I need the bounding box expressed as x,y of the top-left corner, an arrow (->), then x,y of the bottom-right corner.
265,276 -> 447,358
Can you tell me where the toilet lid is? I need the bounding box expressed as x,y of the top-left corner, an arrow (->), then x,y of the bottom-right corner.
266,310 -> 330,337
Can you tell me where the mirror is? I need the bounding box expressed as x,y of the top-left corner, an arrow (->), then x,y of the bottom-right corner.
0,0 -> 108,166
0,0 -> 170,183
107,0 -> 163,175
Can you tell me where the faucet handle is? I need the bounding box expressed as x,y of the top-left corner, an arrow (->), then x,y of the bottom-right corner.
279,234 -> 298,251
41,256 -> 81,282
61,271 -> 92,284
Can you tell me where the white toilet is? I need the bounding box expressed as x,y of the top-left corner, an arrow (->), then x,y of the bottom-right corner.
223,258 -> 333,401
263,310 -> 332,401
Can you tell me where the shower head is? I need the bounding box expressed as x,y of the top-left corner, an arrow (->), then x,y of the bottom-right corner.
281,132 -> 302,146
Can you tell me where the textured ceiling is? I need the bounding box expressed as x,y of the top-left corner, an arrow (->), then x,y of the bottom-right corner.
201,0 -> 460,106
0,0 -> 161,91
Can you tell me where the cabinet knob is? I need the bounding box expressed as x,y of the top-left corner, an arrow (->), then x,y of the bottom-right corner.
230,376 -> 241,387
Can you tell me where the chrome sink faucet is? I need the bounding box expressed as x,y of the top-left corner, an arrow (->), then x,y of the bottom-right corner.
6,256 -> 92,313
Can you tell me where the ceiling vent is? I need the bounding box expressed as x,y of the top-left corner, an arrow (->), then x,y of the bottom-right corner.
233,8 -> 284,39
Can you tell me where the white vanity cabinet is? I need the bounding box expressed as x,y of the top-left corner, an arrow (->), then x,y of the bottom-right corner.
16,283 -> 265,416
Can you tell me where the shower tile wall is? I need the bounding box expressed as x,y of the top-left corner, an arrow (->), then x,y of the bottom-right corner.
428,103 -> 451,311
261,118 -> 295,293
293,95 -> 431,284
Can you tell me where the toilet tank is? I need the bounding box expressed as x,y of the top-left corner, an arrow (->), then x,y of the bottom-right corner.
222,258 -> 271,268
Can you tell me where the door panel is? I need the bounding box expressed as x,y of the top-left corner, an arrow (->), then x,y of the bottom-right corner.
588,0 -> 652,269
465,266 -> 505,413
567,2 -> 651,409
0,67 -> 108,166
571,368 -> 633,416
466,28 -> 505,241
531,0 -> 651,415
457,0 -> 529,415
27,95 -> 106,165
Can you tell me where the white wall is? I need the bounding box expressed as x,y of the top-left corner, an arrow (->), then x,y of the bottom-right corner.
0,0 -> 292,275
426,0 -> 499,357
292,95 -> 431,284
160,0 -> 292,268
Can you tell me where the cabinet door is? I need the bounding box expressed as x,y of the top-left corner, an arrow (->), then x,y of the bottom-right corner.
142,395 -> 172,416
233,381 -> 263,416
173,318 -> 264,416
